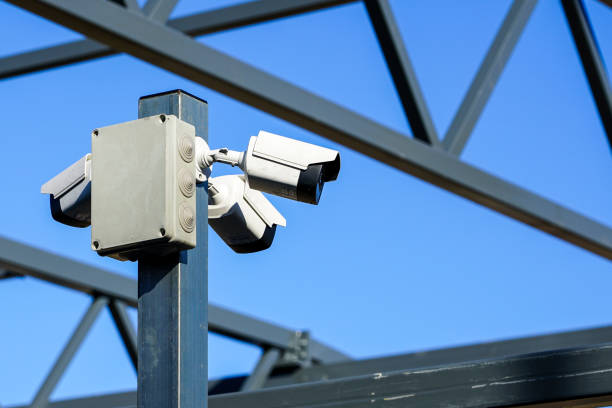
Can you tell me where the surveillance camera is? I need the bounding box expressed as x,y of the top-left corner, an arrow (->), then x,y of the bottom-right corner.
208,174 -> 286,253
242,131 -> 340,204
41,154 -> 92,228
199,131 -> 340,205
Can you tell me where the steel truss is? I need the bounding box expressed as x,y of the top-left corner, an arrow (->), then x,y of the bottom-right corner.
2,0 -> 612,407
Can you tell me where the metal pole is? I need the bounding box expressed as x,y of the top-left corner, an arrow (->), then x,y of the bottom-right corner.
137,90 -> 208,408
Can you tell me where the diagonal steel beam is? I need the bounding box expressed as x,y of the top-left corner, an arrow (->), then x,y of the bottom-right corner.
0,0 -> 357,80
562,0 -> 612,152
29,296 -> 108,408
142,0 -> 178,23
442,0 -> 537,156
7,0 -> 612,260
364,0 -> 440,147
108,299 -> 137,371
240,348 -> 281,392
0,236 -> 350,363
108,0 -> 140,11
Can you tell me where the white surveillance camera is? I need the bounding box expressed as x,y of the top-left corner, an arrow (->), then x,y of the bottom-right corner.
41,154 -> 92,227
241,131 -> 340,204
199,131 -> 340,205
208,174 -> 286,253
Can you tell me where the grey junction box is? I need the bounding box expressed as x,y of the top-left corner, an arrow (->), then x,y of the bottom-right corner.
91,114 -> 197,260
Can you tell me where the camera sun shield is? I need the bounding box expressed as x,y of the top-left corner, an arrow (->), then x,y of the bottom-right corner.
41,154 -> 92,228
208,175 -> 285,253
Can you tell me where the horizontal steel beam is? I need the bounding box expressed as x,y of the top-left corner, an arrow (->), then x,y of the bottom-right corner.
22,322 -> 612,399
0,0 -> 356,80
0,235 -> 136,304
20,343 -> 612,408
12,394 -> 612,408
209,343 -> 612,408
8,0 -> 612,260
264,324 -> 612,387
0,236 -> 349,363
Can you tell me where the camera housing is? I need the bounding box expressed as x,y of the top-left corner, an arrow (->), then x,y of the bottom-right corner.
41,154 -> 92,228
239,131 -> 340,205
208,174 -> 285,253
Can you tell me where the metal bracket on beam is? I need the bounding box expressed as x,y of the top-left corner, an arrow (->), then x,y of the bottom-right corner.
279,331 -> 312,367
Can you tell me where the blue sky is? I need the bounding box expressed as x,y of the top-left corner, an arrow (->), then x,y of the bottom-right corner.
1,0 -> 612,405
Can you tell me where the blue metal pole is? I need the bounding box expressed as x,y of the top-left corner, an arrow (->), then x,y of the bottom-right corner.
137,90 -> 208,408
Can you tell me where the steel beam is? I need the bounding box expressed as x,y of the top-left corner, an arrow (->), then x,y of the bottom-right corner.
11,391 -> 136,408
442,0 -> 537,156
11,392 -> 612,408
142,0 -> 178,23
241,348 -> 281,392
364,0 -> 440,146
264,324 -> 612,388
29,296 -> 108,408
109,0 -> 140,12
0,236 -> 349,363
562,0 -> 612,151
7,0 -> 612,260
12,324 -> 612,407
35,340 -> 606,407
108,299 -> 137,370
0,268 -> 22,280
207,344 -> 612,408
0,0 -> 356,80
0,236 -> 136,304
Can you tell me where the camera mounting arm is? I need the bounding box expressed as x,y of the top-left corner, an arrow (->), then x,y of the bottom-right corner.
204,148 -> 244,168
195,138 -> 244,183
